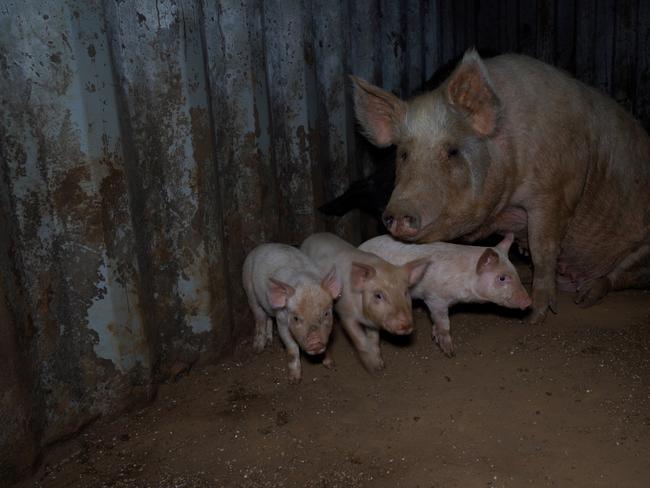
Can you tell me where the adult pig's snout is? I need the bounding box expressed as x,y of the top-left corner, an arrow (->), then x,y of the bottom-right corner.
382,206 -> 420,239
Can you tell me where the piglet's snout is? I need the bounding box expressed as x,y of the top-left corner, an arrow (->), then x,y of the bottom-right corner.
513,290 -> 532,310
386,312 -> 413,335
304,332 -> 326,355
518,294 -> 532,310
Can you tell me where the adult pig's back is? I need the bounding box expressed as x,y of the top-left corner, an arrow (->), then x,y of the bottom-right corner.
491,55 -> 650,297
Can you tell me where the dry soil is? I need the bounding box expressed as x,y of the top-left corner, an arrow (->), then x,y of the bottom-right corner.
18,286 -> 650,488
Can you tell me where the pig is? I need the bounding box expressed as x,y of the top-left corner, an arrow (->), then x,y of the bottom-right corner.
300,232 -> 429,371
359,233 -> 531,355
242,243 -> 342,383
351,49 -> 650,325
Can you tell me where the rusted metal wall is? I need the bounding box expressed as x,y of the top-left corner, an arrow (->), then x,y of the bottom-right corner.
1,0 -> 649,482
0,0 -> 432,480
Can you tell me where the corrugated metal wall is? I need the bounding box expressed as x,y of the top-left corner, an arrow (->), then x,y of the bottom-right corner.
1,0 -> 648,481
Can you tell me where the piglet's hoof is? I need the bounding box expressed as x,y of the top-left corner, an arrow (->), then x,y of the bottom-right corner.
322,355 -> 335,369
361,355 -> 385,373
433,331 -> 455,357
287,371 -> 302,384
253,337 -> 267,353
574,277 -> 611,308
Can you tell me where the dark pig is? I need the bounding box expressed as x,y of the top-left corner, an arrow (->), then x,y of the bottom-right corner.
351,50 -> 650,323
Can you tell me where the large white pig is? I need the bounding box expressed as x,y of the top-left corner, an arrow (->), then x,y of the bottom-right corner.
352,50 -> 650,324
301,232 -> 428,371
360,233 -> 531,355
242,243 -> 341,383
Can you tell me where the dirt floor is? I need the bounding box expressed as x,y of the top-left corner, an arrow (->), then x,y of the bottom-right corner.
18,286 -> 650,488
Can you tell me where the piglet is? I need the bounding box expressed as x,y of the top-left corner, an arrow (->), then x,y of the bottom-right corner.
300,232 -> 429,372
360,233 -> 531,356
242,243 -> 341,383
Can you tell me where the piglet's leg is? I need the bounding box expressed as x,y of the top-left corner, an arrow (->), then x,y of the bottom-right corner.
276,321 -> 302,383
251,303 -> 271,353
264,318 -> 273,348
340,318 -> 384,372
576,244 -> 650,307
322,348 -> 335,369
364,328 -> 384,371
425,300 -> 454,356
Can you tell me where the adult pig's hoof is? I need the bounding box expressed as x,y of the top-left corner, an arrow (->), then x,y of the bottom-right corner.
575,277 -> 611,308
528,287 -> 557,324
527,305 -> 549,325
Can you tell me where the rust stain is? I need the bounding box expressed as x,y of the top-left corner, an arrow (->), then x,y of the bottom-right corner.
52,166 -> 90,211
296,124 -> 308,158
189,106 -> 213,238
189,107 -> 213,166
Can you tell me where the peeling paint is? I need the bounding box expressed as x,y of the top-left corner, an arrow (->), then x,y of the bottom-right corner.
86,251 -> 148,373
0,0 -> 426,482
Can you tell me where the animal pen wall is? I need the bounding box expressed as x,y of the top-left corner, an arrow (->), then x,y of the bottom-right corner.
1,0 -> 649,482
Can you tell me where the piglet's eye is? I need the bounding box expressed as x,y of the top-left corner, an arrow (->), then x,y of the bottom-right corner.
293,315 -> 300,322
498,275 -> 507,282
400,151 -> 408,161
448,147 -> 459,158
374,292 -> 384,301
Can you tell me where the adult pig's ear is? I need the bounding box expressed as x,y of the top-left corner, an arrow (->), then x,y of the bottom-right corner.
321,265 -> 343,299
351,75 -> 407,147
268,278 -> 295,309
350,262 -> 377,291
446,49 -> 501,136
495,233 -> 515,254
476,248 -> 500,274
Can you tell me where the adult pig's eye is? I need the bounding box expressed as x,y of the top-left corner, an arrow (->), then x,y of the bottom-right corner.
447,147 -> 459,158
400,151 -> 408,161
293,315 -> 300,322
374,292 -> 384,301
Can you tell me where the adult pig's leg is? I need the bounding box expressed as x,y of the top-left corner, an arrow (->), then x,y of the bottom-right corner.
575,244 -> 650,307
526,206 -> 569,324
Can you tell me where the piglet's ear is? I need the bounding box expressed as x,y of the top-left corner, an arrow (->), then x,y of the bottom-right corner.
476,248 -> 500,274
351,75 -> 407,147
350,262 -> 377,291
321,265 -> 342,299
495,233 -> 514,254
446,49 -> 501,136
268,278 -> 295,309
403,258 -> 430,287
